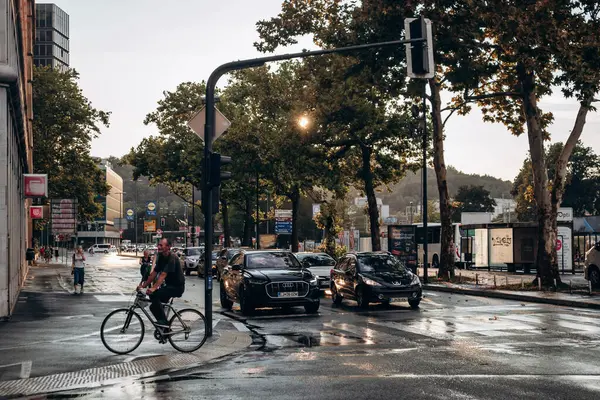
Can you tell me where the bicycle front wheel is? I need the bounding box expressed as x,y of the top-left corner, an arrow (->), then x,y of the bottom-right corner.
101,308 -> 145,355
168,308 -> 207,353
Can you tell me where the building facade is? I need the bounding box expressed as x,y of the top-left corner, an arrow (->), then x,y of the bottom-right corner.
77,161 -> 124,248
34,3 -> 69,70
0,0 -> 35,319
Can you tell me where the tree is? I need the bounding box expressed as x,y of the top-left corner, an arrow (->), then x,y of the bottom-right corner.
451,185 -> 497,222
255,0 -> 494,279
33,67 -> 111,221
464,1 -> 600,285
513,142 -> 600,221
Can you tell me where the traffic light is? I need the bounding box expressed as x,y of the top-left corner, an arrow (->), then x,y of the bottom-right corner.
160,217 -> 166,227
404,16 -> 434,78
201,187 -> 221,215
209,152 -> 232,188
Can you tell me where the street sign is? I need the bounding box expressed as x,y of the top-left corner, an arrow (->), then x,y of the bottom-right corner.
557,207 -> 573,222
146,201 -> 157,216
125,208 -> 135,221
187,106 -> 231,142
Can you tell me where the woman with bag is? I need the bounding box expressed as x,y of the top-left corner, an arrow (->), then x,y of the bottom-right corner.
72,246 -> 86,295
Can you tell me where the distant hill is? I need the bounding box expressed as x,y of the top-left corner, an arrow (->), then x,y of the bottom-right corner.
375,166 -> 513,214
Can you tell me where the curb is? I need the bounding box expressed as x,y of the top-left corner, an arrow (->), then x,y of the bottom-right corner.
424,285 -> 600,310
0,330 -> 252,399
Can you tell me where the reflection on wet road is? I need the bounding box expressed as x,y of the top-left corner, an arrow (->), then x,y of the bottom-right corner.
60,268 -> 600,399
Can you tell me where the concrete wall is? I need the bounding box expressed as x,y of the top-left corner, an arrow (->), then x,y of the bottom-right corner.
0,0 -> 35,319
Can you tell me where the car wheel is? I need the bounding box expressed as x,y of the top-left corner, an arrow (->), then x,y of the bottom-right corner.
589,266 -> 600,288
304,302 -> 320,314
197,265 -> 203,278
104,250 -> 108,254
331,284 -> 343,305
408,299 -> 421,309
356,287 -> 369,309
220,282 -> 233,310
239,287 -> 254,316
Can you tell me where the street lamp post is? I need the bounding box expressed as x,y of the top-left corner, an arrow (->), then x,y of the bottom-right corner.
202,36 -> 427,338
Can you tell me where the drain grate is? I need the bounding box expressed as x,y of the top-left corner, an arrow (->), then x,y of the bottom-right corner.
0,331 -> 251,398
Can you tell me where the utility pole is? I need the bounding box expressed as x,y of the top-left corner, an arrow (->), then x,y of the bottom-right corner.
256,171 -> 260,250
135,180 -> 138,256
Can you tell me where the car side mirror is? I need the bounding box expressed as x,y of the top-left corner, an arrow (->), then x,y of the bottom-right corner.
231,264 -> 242,271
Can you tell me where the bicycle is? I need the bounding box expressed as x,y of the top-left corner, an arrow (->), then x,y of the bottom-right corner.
100,290 -> 208,354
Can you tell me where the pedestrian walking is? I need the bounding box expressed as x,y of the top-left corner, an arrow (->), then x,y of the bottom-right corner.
54,247 -> 59,262
71,246 -> 86,295
139,250 -> 154,284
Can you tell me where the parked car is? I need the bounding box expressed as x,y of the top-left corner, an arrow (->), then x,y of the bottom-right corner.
330,251 -> 422,309
88,244 -> 115,254
219,250 -> 320,315
183,247 -> 204,277
294,252 -> 336,290
584,242 -> 600,288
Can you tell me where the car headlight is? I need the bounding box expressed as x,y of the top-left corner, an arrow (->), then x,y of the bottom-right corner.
247,278 -> 266,285
411,274 -> 421,286
309,277 -> 319,286
361,276 -> 382,287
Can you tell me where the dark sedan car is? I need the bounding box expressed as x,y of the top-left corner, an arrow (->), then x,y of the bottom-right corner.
330,252 -> 422,309
219,250 -> 321,315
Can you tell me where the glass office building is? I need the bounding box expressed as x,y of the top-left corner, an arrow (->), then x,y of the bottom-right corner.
34,3 -> 69,70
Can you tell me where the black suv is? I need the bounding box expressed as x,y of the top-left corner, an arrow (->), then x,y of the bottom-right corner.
219,250 -> 321,315
330,252 -> 422,309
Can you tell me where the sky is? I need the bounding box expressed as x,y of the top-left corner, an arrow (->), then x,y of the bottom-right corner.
51,0 -> 600,182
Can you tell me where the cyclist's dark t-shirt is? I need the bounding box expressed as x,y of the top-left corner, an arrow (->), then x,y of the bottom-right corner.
155,252 -> 185,288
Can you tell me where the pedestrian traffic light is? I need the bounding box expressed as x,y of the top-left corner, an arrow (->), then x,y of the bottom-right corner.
404,16 -> 434,78
209,152 -> 232,188
160,217 -> 166,227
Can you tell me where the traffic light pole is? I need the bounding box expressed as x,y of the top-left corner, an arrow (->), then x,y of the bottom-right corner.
203,36 -> 426,337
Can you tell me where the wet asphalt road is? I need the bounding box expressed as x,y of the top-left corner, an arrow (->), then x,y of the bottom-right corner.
3,254 -> 600,399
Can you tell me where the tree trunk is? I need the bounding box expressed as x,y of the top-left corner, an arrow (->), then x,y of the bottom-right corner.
429,80 -> 455,278
221,198 -> 231,248
242,197 -> 253,247
360,145 -> 381,251
290,188 -> 300,253
518,67 -> 559,286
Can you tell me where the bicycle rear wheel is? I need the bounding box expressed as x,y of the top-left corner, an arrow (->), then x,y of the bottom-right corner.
101,308 -> 145,354
168,308 -> 207,353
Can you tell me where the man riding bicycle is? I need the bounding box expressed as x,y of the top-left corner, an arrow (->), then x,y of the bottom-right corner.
137,238 -> 185,331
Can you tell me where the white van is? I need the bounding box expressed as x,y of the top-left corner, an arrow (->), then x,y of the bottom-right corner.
88,244 -> 115,254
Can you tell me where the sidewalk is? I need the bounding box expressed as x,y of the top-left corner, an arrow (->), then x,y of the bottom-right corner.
420,268 -> 600,309
0,262 -> 253,399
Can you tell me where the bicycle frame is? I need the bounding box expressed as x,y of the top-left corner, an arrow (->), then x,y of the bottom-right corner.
124,294 -> 191,339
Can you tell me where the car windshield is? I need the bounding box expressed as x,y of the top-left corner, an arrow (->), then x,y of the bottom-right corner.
357,254 -> 408,274
186,248 -> 202,256
246,252 -> 301,269
297,254 -> 335,267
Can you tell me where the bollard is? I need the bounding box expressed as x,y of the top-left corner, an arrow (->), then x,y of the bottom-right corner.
570,280 -> 572,294
506,276 -> 509,287
538,277 -> 542,291
554,279 -> 557,291
459,272 -> 462,283
476,273 -> 479,286
493,275 -> 497,288
590,280 -> 593,296
448,270 -> 451,282
521,277 -> 524,289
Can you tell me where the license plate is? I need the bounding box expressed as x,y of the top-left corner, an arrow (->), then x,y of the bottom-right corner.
278,291 -> 298,297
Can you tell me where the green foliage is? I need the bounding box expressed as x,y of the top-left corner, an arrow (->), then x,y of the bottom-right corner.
33,67 -> 111,221
451,185 -> 497,222
512,142 -> 600,220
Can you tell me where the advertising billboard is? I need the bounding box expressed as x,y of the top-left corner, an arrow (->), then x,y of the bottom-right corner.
388,225 -> 417,271
144,219 -> 157,232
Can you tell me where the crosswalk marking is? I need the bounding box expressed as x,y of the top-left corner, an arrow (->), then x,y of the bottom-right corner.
231,322 -> 250,332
